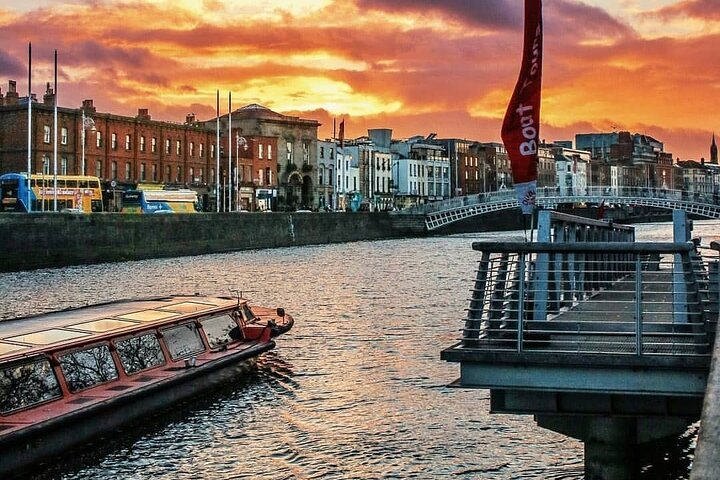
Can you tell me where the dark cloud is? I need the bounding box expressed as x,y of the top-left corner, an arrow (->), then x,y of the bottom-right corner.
546,0 -> 635,40
354,0 -> 522,29
0,50 -> 25,78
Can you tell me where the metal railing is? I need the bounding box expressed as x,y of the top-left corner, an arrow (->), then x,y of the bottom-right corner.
401,187 -> 720,216
461,241 -> 719,356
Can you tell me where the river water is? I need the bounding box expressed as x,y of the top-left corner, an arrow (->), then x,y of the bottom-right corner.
1,220 -> 719,479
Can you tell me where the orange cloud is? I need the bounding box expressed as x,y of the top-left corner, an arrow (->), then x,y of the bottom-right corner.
0,0 -> 717,160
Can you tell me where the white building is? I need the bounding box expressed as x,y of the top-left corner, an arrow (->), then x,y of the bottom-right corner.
391,135 -> 450,208
554,147 -> 590,196
317,140 -> 336,209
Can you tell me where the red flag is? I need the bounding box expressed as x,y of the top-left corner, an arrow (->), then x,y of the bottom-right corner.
339,119 -> 345,149
501,0 -> 543,215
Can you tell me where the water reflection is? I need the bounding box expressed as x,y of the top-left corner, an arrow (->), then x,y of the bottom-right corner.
1,221 -> 715,479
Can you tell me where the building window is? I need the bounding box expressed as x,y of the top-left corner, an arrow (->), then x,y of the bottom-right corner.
125,134 -> 131,150
268,144 -> 272,160
320,146 -> 324,159
199,168 -> 204,183
303,142 -> 309,163
42,155 -> 50,174
44,125 -> 51,143
140,136 -> 146,152
152,164 -> 157,182
257,169 -> 263,186
95,160 -> 102,178
211,145 -> 215,160
125,162 -> 131,180
96,131 -> 102,148
61,157 -> 67,175
199,143 -> 204,158
286,142 -> 293,162
165,139 -> 171,155
176,166 -> 182,183
259,144 -> 264,159
111,161 -> 117,180
189,142 -> 195,157
61,127 -> 68,145
210,168 -> 215,184
165,165 -> 171,182
189,167 -> 194,183
151,137 -> 157,153
111,133 -> 118,150
176,140 -> 181,156
140,163 -> 146,181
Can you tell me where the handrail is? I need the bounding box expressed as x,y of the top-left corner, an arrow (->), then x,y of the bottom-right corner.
461,241 -> 717,357
471,241 -> 695,254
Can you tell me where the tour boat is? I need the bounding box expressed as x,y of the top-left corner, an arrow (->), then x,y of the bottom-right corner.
0,294 -> 293,477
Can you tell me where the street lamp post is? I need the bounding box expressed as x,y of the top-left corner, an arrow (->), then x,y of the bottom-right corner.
235,134 -> 247,211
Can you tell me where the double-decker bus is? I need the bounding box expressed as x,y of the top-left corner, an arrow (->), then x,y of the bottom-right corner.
121,189 -> 200,213
0,173 -> 104,213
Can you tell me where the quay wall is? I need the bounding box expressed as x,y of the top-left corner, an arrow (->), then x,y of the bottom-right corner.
0,212 -> 428,272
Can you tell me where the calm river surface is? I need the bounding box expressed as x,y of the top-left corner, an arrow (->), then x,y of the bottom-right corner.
1,220 -> 719,479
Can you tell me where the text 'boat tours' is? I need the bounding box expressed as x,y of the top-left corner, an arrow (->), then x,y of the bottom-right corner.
0,294 -> 294,477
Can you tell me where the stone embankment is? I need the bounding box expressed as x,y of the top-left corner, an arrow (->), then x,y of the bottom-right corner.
0,212 -> 427,272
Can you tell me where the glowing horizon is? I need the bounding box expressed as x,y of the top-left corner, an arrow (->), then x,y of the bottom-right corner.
1,0 -> 718,159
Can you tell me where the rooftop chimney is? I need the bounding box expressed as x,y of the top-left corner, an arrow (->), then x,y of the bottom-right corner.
0,87 -> 4,107
137,108 -> 151,121
43,82 -> 55,105
5,80 -> 19,105
185,113 -> 196,124
81,99 -> 96,114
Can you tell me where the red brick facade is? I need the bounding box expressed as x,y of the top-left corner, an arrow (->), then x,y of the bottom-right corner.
0,83 -> 218,208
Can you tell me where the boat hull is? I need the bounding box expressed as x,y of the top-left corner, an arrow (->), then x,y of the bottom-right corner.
1,340 -> 275,478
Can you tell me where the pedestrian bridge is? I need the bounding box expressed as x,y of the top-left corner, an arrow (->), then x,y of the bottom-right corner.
399,187 -> 720,231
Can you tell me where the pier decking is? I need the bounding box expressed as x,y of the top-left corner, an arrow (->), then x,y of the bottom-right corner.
442,211 -> 718,479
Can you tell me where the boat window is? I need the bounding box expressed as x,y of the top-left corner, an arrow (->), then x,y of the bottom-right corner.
201,314 -> 241,348
0,357 -> 61,414
241,304 -> 255,322
58,344 -> 119,393
115,333 -> 165,375
161,323 -> 205,360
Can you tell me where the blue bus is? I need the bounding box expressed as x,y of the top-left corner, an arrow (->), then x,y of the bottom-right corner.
121,189 -> 200,214
0,173 -> 104,213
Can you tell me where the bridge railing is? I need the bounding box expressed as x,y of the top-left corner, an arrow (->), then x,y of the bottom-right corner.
400,186 -> 720,216
461,241 -> 719,356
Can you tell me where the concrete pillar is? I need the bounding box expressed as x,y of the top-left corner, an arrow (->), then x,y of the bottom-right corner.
538,414 -> 692,480
584,417 -> 637,480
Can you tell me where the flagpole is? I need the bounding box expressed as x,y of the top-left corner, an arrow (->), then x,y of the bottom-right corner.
81,110 -> 86,176
27,42 -> 32,212
215,90 -> 220,212
228,91 -> 232,212
53,49 -> 58,212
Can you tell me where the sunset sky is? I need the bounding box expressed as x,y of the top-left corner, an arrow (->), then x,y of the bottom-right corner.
1,0 -> 718,160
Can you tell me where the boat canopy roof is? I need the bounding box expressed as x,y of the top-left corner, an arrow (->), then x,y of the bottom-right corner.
0,296 -> 246,362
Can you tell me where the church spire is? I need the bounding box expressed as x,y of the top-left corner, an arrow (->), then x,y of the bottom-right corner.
712,132 -> 718,164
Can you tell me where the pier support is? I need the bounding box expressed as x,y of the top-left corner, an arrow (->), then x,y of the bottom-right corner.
537,414 -> 692,480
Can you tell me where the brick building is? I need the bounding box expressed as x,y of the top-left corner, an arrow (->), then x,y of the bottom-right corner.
0,81 -> 219,211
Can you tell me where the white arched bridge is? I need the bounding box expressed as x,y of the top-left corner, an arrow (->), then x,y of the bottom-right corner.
397,187 -> 720,231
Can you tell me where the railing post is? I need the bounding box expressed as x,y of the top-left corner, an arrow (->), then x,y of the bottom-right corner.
463,251 -> 491,346
518,252 -> 526,352
533,210 -> 552,321
635,255 -> 643,355
673,210 -> 690,323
